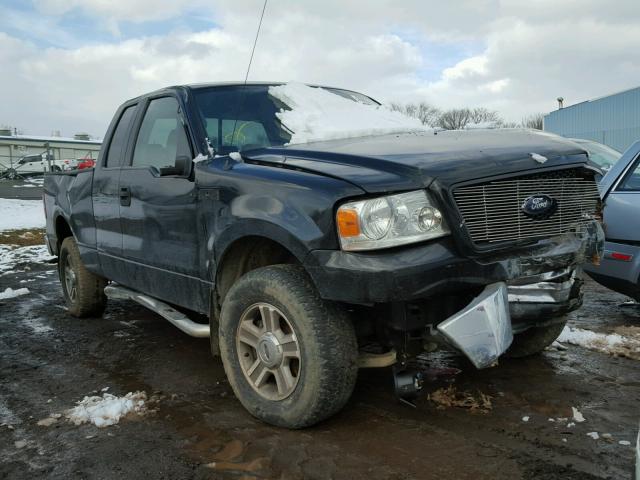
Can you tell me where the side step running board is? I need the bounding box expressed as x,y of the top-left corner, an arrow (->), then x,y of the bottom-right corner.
104,284 -> 210,338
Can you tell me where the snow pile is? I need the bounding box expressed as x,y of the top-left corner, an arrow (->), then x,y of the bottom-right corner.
571,407 -> 586,423
0,199 -> 45,232
558,326 -> 640,360
268,82 -> 427,144
0,287 -> 30,300
26,177 -> 44,186
0,244 -> 54,274
66,391 -> 147,428
463,121 -> 500,130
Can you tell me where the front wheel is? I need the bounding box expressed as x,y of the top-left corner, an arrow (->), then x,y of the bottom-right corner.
506,317 -> 567,358
58,237 -> 107,317
219,265 -> 358,428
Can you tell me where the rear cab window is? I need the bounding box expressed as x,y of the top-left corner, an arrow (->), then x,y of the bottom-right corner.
105,105 -> 137,168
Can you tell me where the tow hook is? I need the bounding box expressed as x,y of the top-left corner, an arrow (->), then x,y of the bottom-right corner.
392,366 -> 424,407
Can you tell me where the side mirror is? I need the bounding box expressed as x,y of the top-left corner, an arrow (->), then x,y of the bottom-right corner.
159,154 -> 191,177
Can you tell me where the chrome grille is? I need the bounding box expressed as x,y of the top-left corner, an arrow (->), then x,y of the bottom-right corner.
453,170 -> 600,244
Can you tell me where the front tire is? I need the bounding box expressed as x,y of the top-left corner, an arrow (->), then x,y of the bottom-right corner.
219,265 -> 358,428
507,317 -> 567,358
58,237 -> 107,317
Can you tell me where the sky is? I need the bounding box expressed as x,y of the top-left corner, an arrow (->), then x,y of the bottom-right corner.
1,0 -> 639,139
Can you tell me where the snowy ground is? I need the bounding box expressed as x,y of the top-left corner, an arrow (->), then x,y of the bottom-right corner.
0,196 -> 638,479
12,177 -> 44,189
558,325 -> 640,360
0,199 -> 45,231
0,244 -> 54,275
0,256 -> 638,479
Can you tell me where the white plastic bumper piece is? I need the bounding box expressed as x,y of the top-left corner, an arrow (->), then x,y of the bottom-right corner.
437,282 -> 513,369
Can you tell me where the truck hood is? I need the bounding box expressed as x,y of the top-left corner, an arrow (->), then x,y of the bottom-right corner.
248,129 -> 588,193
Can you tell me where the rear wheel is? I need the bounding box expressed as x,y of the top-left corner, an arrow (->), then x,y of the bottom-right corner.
219,265 -> 358,428
507,317 -> 567,358
58,237 -> 107,317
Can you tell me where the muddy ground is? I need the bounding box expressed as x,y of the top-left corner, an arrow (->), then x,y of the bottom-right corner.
1,255 -> 639,479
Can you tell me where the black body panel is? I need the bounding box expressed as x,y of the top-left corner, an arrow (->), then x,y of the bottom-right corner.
43,83 -> 597,319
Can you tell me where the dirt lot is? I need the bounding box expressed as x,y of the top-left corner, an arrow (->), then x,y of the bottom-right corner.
1,250 -> 638,479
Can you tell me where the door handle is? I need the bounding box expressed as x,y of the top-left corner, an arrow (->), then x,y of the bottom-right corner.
120,186 -> 131,207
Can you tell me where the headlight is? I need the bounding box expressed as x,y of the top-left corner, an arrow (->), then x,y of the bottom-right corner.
336,190 -> 450,251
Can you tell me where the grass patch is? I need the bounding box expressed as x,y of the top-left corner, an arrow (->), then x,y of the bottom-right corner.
0,228 -> 46,247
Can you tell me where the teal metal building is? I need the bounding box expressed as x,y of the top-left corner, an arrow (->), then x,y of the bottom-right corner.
543,86 -> 640,153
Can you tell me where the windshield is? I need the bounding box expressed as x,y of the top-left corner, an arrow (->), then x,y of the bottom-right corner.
575,140 -> 621,171
193,83 -> 423,152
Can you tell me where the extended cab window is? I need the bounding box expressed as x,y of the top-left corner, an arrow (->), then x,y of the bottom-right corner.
105,105 -> 136,167
132,97 -> 191,169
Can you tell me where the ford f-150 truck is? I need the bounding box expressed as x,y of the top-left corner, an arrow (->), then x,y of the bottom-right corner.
44,82 -> 604,428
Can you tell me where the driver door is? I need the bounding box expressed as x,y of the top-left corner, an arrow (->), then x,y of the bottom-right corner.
117,95 -> 207,312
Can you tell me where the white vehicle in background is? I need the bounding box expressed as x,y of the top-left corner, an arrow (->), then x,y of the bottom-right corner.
14,153 -> 66,174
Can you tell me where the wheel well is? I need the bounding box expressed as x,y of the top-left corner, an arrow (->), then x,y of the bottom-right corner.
55,215 -> 73,251
214,236 -> 299,313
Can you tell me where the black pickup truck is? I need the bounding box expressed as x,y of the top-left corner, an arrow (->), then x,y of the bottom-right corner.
44,82 -> 603,428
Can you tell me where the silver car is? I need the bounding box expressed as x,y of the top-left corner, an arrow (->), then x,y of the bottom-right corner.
584,140 -> 640,300
569,138 -> 621,174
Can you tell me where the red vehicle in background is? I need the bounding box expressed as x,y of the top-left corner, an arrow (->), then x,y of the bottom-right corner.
76,158 -> 95,169
61,156 -> 96,171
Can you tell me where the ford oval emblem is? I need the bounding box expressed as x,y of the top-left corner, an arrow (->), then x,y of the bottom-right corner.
521,194 -> 558,220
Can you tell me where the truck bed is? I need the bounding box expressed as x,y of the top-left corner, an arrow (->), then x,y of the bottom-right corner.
44,169 -> 96,257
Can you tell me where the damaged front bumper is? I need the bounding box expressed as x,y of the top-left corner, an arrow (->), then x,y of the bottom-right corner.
437,282 -> 513,369
306,221 -> 604,369
305,220 -> 605,305
435,268 -> 585,369
507,267 -> 583,331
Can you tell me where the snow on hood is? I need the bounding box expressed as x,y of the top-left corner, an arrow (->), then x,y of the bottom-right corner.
463,121 -> 501,130
268,82 -> 428,145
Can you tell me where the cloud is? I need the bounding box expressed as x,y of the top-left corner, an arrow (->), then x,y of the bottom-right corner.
1,0 -> 639,136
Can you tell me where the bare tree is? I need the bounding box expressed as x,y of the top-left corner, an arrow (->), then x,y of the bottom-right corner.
391,102 -> 512,130
436,107 -> 504,130
469,107 -> 501,125
521,113 -> 544,130
388,102 -> 441,127
437,109 -> 471,130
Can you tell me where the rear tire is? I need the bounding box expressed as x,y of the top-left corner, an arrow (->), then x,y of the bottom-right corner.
58,237 -> 107,317
507,317 -> 567,358
219,265 -> 358,428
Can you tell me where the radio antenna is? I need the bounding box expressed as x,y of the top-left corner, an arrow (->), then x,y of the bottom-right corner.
230,0 -> 268,151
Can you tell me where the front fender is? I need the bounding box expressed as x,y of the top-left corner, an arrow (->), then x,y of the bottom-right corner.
213,219 -> 313,267
196,159 -> 365,282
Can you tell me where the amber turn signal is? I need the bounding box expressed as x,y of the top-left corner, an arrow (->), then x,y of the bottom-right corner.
337,209 -> 360,237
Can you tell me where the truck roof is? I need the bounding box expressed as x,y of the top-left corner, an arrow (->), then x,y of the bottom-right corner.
123,82 -> 364,104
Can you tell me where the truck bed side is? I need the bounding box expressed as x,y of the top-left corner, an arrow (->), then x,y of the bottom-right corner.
44,169 -> 97,263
